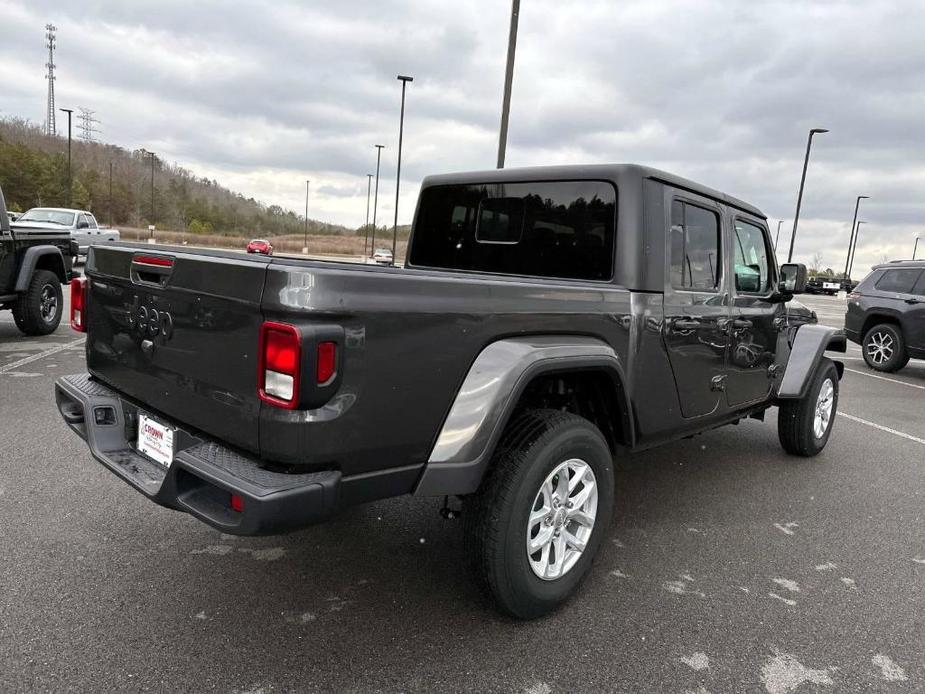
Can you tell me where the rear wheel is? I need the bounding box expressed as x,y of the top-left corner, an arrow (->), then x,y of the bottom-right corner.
862,323 -> 908,372
778,359 -> 839,456
12,269 -> 63,336
464,409 -> 614,619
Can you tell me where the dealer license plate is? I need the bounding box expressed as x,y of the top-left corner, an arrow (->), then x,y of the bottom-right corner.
137,414 -> 175,468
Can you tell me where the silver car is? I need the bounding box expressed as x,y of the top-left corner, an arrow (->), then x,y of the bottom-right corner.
15,207 -> 120,256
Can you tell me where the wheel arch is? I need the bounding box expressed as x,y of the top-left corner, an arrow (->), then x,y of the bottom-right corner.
14,246 -> 68,291
777,323 -> 845,400
413,336 -> 633,497
860,313 -> 904,342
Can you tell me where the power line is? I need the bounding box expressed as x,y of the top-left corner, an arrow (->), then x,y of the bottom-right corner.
45,24 -> 57,136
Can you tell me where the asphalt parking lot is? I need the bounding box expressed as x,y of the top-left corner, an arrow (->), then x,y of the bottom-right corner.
1,286 -> 923,693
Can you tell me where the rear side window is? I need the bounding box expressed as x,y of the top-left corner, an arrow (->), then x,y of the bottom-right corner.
875,269 -> 922,293
409,181 -> 616,281
670,200 -> 720,290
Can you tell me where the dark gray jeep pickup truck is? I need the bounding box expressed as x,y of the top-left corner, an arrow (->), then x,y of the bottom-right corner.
55,164 -> 844,618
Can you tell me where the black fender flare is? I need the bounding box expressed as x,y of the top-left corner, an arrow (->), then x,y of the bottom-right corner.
413,335 -> 633,497
15,245 -> 68,291
776,324 -> 846,400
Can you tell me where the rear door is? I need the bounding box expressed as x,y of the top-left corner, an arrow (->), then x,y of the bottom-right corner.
85,246 -> 269,453
662,190 -> 730,418
725,215 -> 779,406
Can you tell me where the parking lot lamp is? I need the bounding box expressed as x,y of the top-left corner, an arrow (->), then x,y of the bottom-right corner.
371,144 -> 385,255
364,173 -> 373,256
774,220 -> 783,252
304,180 -> 310,254
392,75 -> 413,262
848,221 -> 866,278
787,127 -> 829,262
914,236 -> 920,260
843,195 -> 869,280
59,108 -> 73,206
497,0 -> 520,168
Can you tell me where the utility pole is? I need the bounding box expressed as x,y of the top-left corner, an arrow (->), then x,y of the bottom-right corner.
59,108 -> 73,206
787,127 -> 829,262
371,144 -> 385,255
108,161 -> 113,226
843,195 -> 869,280
364,173 -> 373,256
497,0 -> 520,168
303,180 -> 310,253
45,25 -> 57,136
913,236 -> 920,260
392,75 -> 413,262
146,151 -> 156,228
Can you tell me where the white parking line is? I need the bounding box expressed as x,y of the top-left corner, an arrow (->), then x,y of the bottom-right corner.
0,338 -> 85,374
839,412 -> 925,446
843,367 -> 925,391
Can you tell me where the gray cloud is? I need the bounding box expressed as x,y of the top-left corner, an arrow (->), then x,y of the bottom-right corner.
2,0 -> 924,271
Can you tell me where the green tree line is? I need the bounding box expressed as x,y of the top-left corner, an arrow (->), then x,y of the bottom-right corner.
0,117 -> 352,237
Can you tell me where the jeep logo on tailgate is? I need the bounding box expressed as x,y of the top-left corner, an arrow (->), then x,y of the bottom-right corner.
127,295 -> 174,343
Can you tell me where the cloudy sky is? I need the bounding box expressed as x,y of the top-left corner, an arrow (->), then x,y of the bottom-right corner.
2,0 -> 924,272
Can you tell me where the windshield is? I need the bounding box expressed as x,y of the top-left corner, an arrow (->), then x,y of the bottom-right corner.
18,209 -> 76,226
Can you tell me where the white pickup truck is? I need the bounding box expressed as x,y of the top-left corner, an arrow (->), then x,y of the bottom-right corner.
14,207 -> 120,259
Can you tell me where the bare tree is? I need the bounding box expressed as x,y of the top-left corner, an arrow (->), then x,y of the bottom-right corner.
810,252 -> 823,274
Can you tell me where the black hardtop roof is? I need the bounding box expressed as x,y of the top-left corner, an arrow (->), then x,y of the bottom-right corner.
873,259 -> 925,270
420,163 -> 765,219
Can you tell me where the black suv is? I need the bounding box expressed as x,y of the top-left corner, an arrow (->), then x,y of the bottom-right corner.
845,260 -> 925,371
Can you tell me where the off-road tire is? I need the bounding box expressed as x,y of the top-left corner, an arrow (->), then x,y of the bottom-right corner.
778,359 -> 839,456
862,323 -> 909,372
463,409 -> 615,619
12,269 -> 63,336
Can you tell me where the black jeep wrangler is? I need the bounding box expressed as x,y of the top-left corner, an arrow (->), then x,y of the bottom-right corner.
55,164 -> 845,618
0,185 -> 74,335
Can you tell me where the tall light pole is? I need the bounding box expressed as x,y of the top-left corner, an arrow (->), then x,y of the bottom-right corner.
59,107 -> 73,206
843,195 -> 869,280
392,75 -> 413,262
913,236 -> 920,260
848,221 -> 866,279
108,161 -> 113,226
787,127 -> 829,262
371,144 -> 385,255
145,150 -> 156,229
497,0 -> 520,169
303,180 -> 310,254
774,220 -> 784,252
364,173 -> 373,256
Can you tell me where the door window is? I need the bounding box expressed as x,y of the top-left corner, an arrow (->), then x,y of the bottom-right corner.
670,200 -> 720,290
733,219 -> 771,293
76,214 -> 89,229
875,269 -> 922,293
912,271 -> 925,297
86,214 -> 99,229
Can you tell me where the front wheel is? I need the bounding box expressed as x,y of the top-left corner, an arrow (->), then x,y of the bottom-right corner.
464,409 -> 615,619
778,359 -> 839,456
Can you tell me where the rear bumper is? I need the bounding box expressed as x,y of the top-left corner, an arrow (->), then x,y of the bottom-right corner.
54,373 -> 341,535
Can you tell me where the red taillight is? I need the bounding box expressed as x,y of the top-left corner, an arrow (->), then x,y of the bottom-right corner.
230,493 -> 244,513
70,277 -> 87,332
133,254 -> 174,268
258,322 -> 301,409
317,341 -> 336,384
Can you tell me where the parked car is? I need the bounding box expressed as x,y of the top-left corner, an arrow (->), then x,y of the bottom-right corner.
371,247 -> 393,264
845,259 -> 925,371
246,239 -> 273,255
806,276 -> 840,295
55,164 -> 844,619
16,207 -> 119,259
0,186 -> 74,334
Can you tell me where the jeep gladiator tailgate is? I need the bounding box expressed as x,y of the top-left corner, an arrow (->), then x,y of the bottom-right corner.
84,245 -> 269,453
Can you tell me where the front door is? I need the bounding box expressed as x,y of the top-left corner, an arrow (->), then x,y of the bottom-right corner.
726,215 -> 779,406
662,192 -> 730,418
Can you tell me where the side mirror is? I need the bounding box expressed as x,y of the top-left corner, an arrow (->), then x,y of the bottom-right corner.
779,263 -> 807,294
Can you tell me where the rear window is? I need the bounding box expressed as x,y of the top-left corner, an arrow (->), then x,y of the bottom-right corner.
875,269 -> 922,293
409,181 -> 616,281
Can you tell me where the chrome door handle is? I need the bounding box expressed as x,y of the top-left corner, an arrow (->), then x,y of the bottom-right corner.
670,318 -> 703,331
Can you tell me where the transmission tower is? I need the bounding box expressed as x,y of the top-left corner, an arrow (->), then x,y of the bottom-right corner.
77,107 -> 101,142
45,24 -> 57,136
